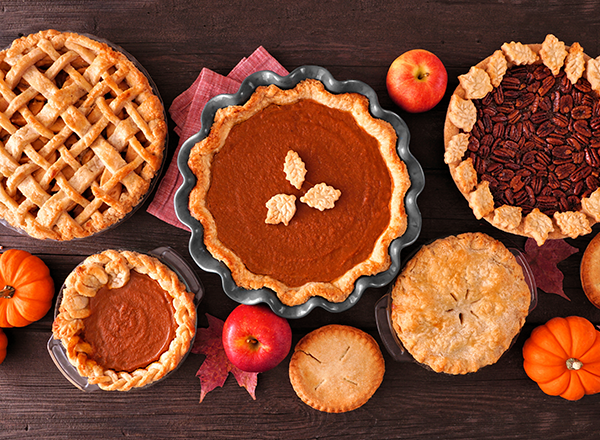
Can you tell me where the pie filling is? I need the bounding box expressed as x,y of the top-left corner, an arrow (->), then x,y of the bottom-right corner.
465,63 -> 600,217
206,99 -> 393,287
82,271 -> 176,372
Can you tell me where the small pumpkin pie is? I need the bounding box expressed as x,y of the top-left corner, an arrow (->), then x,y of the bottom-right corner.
187,78 -> 410,306
289,324 -> 385,413
52,249 -> 196,391
390,232 -> 531,375
444,34 -> 600,245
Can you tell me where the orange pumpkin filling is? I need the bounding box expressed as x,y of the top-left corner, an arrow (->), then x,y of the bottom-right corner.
82,271 -> 176,372
206,99 -> 393,287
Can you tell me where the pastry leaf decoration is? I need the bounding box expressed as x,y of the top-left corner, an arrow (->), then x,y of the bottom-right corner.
265,194 -> 296,226
266,150 -> 341,225
300,183 -> 341,211
283,150 -> 307,189
191,313 -> 257,402
523,238 -> 578,301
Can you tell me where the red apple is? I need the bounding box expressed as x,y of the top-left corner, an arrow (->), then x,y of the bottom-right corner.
386,49 -> 448,113
222,304 -> 292,373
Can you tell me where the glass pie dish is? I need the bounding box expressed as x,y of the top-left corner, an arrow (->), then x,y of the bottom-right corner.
375,242 -> 537,367
174,65 -> 425,319
47,246 -> 203,392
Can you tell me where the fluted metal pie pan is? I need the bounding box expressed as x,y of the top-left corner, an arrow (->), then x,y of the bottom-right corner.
174,65 -> 424,319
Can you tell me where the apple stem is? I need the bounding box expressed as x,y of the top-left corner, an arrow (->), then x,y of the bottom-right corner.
418,71 -> 430,81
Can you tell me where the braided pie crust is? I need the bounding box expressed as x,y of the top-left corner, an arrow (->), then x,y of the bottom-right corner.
0,30 -> 166,240
52,250 -> 196,391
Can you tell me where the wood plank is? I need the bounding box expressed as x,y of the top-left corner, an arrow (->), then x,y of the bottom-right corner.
0,0 -> 600,437
2,329 -> 600,439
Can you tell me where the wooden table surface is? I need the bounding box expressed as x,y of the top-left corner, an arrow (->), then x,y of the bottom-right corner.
2,1 -> 600,439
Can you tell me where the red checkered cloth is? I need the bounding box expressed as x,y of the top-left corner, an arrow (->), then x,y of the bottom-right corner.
147,47 -> 289,229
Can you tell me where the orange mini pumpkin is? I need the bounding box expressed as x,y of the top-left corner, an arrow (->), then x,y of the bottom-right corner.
0,328 -> 7,364
0,249 -> 54,328
523,316 -> 600,401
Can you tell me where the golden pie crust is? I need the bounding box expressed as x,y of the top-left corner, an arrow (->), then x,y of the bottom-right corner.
0,30 -> 166,240
391,233 -> 531,375
289,324 -> 385,413
52,249 -> 196,391
580,232 -> 600,308
444,35 -> 600,245
188,78 -> 410,306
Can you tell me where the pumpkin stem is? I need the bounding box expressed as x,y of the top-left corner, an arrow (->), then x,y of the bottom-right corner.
567,358 -> 583,370
0,285 -> 15,299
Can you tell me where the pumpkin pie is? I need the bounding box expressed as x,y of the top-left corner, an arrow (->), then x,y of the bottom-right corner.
0,30 -> 166,240
187,79 -> 410,306
51,249 -> 196,391
289,324 -> 385,413
444,34 -> 600,245
390,232 -> 531,374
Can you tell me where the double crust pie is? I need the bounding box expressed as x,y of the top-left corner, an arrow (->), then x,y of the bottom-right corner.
52,250 -> 196,391
390,233 -> 531,375
289,324 -> 385,413
188,79 -> 410,306
0,30 -> 166,240
445,34 -> 600,245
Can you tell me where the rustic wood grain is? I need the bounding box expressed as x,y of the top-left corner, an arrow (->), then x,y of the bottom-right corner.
2,0 -> 600,438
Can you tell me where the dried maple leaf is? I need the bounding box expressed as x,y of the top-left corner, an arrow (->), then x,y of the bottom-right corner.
523,238 -> 578,301
191,314 -> 257,402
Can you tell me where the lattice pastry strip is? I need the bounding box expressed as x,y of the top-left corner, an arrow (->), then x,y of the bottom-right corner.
0,30 -> 166,239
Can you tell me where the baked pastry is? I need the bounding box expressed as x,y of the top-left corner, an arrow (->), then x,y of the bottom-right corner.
52,249 -> 196,391
390,232 -> 531,375
188,78 -> 410,306
580,232 -> 600,308
0,30 -> 166,240
289,324 -> 385,413
444,34 -> 600,245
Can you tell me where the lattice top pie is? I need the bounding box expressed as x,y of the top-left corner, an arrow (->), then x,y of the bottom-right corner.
0,30 -> 166,240
444,34 -> 600,245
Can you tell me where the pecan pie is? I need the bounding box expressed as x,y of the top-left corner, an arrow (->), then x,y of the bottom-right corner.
444,34 -> 600,245
188,79 -> 410,306
0,30 -> 166,240
52,250 -> 196,391
390,233 -> 531,375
